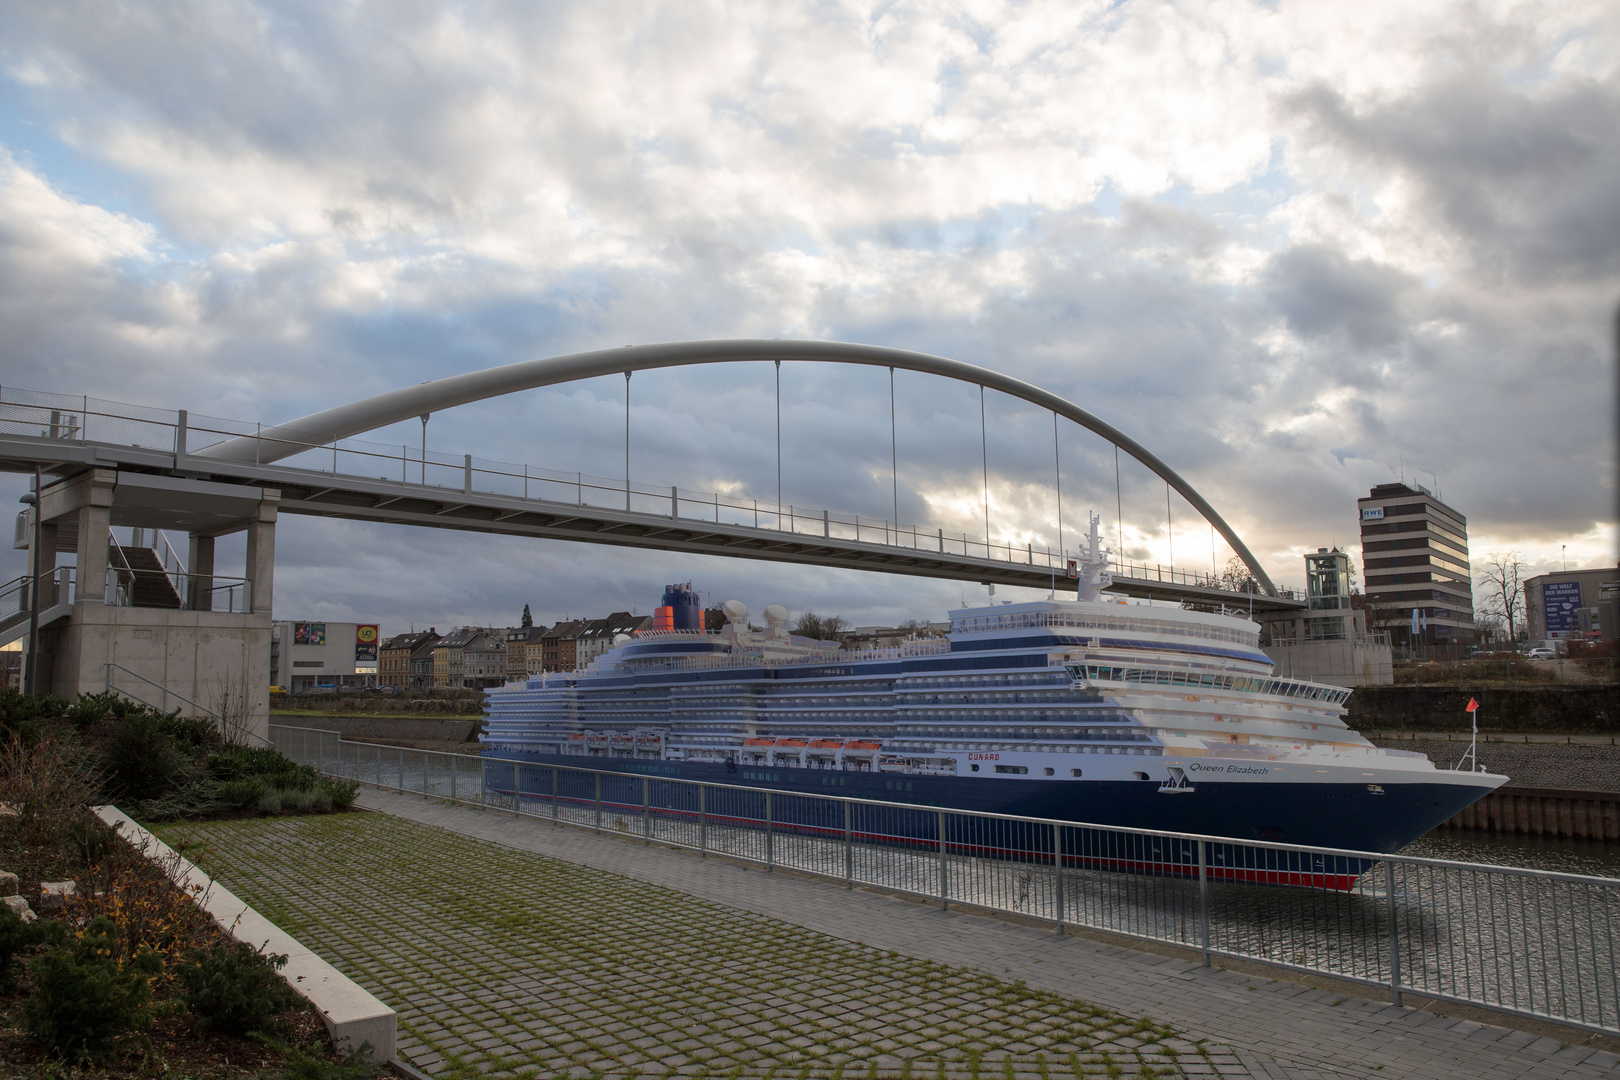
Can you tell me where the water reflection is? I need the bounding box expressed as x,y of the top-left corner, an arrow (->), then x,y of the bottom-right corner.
1405,829 -> 1620,879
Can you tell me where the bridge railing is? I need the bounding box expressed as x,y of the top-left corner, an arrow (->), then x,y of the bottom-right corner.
274,722 -> 1620,1039
2,384 -> 1276,592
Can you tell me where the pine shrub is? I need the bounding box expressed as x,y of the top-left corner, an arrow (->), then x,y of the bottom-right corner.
23,916 -> 163,1063
104,711 -> 184,802
0,902 -> 64,991
175,940 -> 298,1036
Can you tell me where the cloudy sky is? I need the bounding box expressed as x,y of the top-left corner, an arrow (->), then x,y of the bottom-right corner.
1,0 -> 1615,632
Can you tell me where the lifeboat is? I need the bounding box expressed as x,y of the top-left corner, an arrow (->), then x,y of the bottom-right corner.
743,737 -> 776,747
843,740 -> 882,752
775,737 -> 809,748
585,731 -> 610,748
634,731 -> 664,746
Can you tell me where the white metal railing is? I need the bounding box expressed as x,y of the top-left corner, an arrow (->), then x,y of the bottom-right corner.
0,384 -> 1295,595
276,723 -> 1620,1039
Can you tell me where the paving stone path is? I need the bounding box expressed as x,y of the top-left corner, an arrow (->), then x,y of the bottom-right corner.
157,812 -> 1211,1078
356,791 -> 1620,1079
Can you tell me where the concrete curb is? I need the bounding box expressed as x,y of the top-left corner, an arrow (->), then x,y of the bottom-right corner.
94,806 -> 397,1062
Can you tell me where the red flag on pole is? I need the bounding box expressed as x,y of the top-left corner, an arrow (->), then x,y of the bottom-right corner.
1466,698 -> 1479,712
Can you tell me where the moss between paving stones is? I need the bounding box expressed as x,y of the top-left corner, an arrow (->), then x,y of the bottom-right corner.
154,812 -> 1204,1079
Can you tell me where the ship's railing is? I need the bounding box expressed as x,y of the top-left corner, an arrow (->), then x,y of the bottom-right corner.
275,722 -> 1620,1039
591,637 -> 952,677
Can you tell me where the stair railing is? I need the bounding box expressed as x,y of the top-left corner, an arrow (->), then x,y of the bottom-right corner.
156,529 -> 189,606
105,527 -> 135,606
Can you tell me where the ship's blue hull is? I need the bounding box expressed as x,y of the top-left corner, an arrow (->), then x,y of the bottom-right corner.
481,749 -> 1494,884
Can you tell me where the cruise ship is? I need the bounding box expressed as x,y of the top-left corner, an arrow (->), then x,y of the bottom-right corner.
482,518 -> 1506,858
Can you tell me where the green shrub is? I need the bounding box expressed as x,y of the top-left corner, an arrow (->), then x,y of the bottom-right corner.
63,691 -> 128,731
0,902 -> 64,991
23,916 -> 163,1063
317,777 -> 359,811
264,1043 -> 382,1080
175,940 -> 298,1036
310,787 -> 334,813
104,711 -> 184,802
208,746 -> 308,782
282,789 -> 315,813
66,816 -> 118,866
159,713 -> 224,754
268,768 -> 317,793
217,777 -> 268,810
0,687 -> 67,743
257,789 -> 283,814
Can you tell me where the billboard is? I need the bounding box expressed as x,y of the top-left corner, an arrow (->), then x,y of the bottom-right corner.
293,622 -> 326,646
1543,582 -> 1584,637
355,624 -> 379,663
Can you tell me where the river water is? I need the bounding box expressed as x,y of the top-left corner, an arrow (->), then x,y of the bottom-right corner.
1406,828 -> 1620,879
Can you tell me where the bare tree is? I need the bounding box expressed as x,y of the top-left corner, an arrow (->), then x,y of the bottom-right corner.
792,611 -> 848,645
1474,612 -> 1506,643
1217,555 -> 1256,594
1476,551 -> 1531,641
895,619 -> 946,639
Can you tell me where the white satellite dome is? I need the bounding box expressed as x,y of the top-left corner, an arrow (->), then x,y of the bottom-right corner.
722,599 -> 748,622
763,603 -> 788,627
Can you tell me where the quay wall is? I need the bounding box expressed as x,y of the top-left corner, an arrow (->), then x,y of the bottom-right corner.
270,715 -> 479,744
1443,786 -> 1620,841
1347,685 -> 1618,734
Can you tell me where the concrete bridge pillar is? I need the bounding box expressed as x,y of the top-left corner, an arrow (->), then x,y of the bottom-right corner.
245,490 -> 278,615
70,469 -> 115,605
187,533 -> 215,611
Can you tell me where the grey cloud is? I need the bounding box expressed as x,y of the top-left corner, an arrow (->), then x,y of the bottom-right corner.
1262,244 -> 1413,351
1288,74 -> 1620,282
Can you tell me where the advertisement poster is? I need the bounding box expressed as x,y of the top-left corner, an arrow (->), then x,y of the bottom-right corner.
293,622 -> 326,646
355,624 -> 379,663
1543,582 -> 1584,637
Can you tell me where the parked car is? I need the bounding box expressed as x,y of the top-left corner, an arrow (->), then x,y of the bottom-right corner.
1526,647 -> 1557,660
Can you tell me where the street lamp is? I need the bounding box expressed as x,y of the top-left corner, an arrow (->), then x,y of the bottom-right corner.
18,466 -> 41,695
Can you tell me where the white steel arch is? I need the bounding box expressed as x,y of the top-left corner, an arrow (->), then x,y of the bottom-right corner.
205,339 -> 1279,596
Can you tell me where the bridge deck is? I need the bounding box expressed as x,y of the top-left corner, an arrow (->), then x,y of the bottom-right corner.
0,427 -> 1301,613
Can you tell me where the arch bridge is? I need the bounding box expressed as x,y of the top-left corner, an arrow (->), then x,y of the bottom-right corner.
3,340 -> 1299,619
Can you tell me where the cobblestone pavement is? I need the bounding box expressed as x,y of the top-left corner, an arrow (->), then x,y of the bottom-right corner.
1368,736 -> 1620,791
157,812 -> 1218,1079
340,790 -> 1620,1079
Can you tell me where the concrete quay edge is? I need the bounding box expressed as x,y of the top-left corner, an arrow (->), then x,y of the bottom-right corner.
94,805 -> 397,1062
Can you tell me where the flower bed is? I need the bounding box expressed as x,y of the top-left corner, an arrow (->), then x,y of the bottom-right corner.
0,690 -> 379,1077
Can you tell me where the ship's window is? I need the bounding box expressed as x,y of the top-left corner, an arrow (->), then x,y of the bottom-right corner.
1043,767 -> 1054,776
994,765 -> 1028,774
970,763 -> 980,772
1071,768 -> 1083,777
